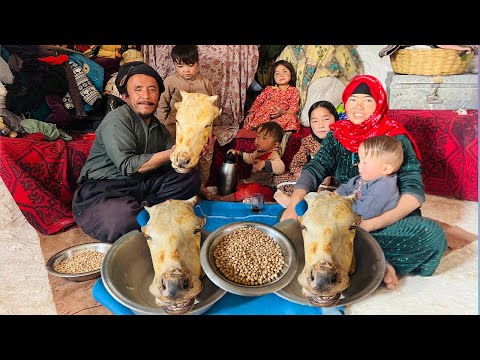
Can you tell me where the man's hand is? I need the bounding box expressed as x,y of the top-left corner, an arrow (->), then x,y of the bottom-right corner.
138,145 -> 175,173
201,135 -> 216,157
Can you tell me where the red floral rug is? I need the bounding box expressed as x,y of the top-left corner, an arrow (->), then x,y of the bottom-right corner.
391,109 -> 478,201
0,134 -> 92,234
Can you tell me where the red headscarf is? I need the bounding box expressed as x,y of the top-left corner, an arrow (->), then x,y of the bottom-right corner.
329,74 -> 422,160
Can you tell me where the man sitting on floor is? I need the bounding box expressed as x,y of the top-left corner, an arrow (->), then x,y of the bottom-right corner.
72,61 -> 203,243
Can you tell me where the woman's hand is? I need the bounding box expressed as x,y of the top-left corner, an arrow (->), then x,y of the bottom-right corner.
358,217 -> 375,232
359,193 -> 422,233
279,188 -> 307,222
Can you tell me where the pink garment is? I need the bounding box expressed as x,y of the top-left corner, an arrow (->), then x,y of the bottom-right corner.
435,45 -> 476,54
242,85 -> 300,131
143,45 -> 259,146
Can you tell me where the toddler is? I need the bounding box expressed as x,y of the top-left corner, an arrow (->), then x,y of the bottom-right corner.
221,121 -> 285,202
335,135 -> 404,220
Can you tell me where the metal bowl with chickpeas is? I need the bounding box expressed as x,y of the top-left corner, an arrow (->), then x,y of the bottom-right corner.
46,242 -> 112,282
200,222 -> 298,296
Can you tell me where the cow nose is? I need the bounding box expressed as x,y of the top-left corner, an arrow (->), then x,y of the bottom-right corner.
311,267 -> 338,290
161,274 -> 189,298
177,152 -> 191,167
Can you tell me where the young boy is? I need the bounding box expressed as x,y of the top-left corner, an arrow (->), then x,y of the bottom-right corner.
222,121 -> 286,202
157,45 -> 219,200
335,135 -> 404,220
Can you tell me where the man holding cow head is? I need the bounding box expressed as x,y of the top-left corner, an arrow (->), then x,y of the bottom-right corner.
156,45 -> 219,201
72,61 -> 203,243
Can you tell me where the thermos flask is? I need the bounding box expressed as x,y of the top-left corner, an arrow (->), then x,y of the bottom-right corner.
218,152 -> 239,196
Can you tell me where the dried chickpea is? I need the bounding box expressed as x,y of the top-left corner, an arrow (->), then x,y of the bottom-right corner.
54,250 -> 105,274
213,226 -> 286,286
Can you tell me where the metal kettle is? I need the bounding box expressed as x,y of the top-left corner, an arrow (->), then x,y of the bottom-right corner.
217,152 -> 239,196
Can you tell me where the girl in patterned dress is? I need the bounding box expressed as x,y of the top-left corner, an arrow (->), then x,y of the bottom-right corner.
242,60 -> 300,132
273,101 -> 339,208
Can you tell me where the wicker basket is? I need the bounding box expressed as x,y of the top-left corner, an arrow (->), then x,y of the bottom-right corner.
390,48 -> 474,76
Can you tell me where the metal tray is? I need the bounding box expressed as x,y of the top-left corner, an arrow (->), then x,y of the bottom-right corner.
273,220 -> 386,307
46,242 -> 112,282
102,230 -> 225,315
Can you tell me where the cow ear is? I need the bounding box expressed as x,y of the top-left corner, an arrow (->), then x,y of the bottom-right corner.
185,196 -> 198,207
344,193 -> 357,205
180,89 -> 188,99
304,191 -> 320,204
208,95 -> 218,104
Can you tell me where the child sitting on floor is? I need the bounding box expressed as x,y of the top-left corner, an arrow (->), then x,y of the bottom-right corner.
220,121 -> 285,202
335,135 -> 403,220
242,60 -> 300,133
273,100 -> 339,208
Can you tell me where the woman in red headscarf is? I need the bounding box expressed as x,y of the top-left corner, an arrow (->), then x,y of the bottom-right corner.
280,74 -> 447,289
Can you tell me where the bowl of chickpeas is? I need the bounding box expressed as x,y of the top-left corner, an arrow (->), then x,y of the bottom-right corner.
46,242 -> 112,282
200,222 -> 298,296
